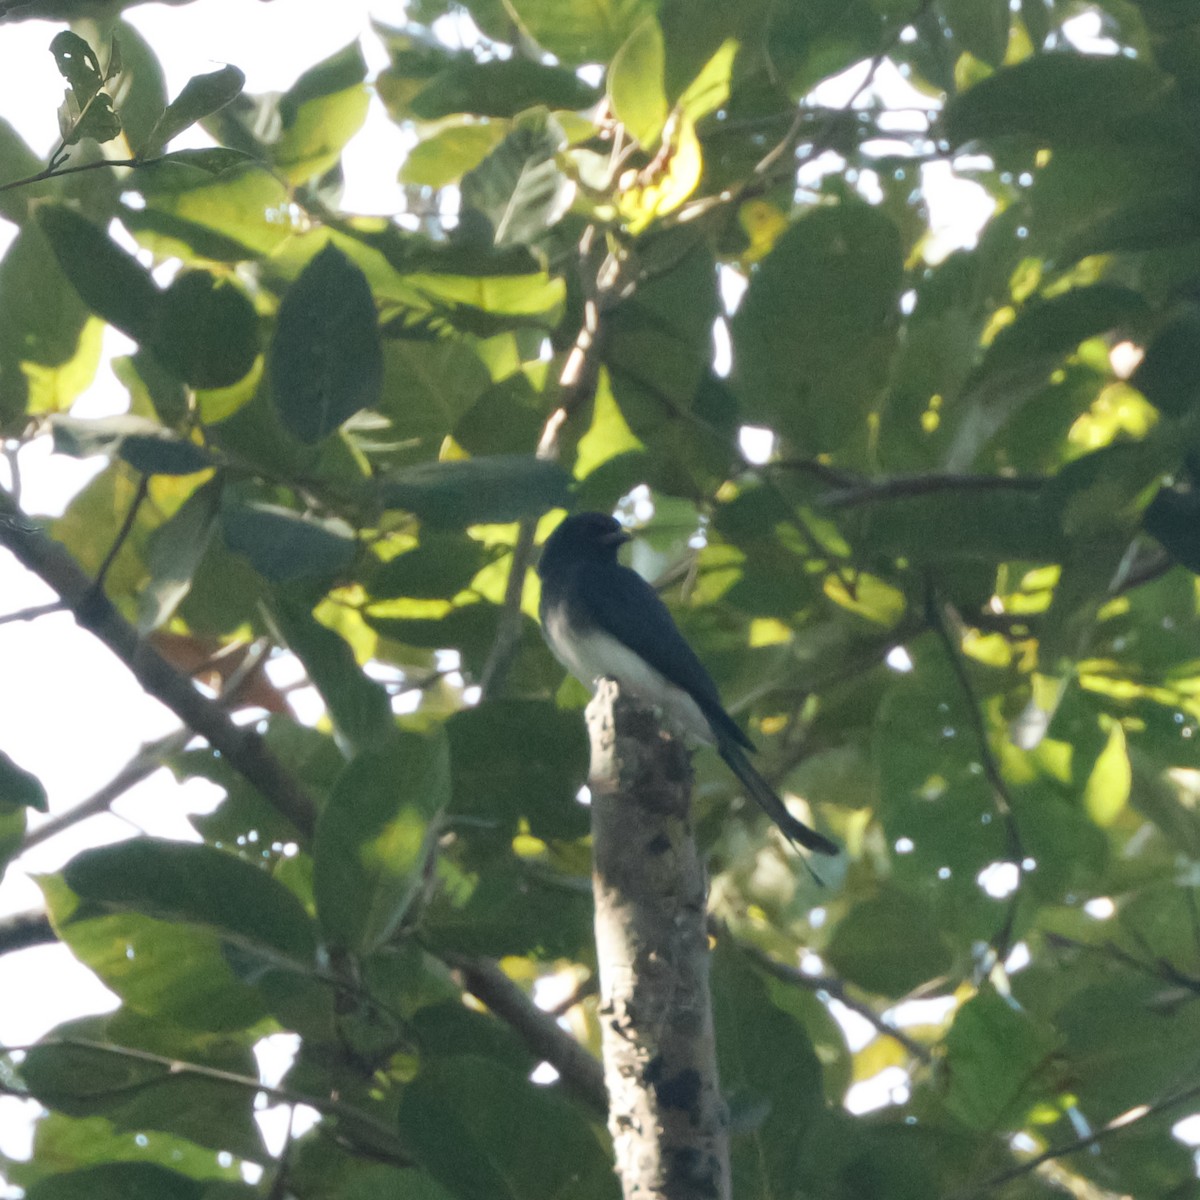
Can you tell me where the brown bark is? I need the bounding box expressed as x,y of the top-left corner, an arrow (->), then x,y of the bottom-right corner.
586,679 -> 730,1200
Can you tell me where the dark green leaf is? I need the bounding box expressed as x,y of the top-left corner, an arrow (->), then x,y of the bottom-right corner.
395,1056 -> 618,1200
49,32 -> 105,104
712,942 -> 825,1199
36,206 -> 159,343
943,988 -> 1053,1129
941,0 -> 1011,68
51,414 -> 212,475
62,838 -> 318,961
138,476 -> 222,630
732,204 -> 902,455
270,243 -> 383,444
944,54 -> 1169,148
20,1011 -> 262,1160
151,270 -> 258,389
314,731 -> 451,953
112,350 -> 188,426
410,59 -> 599,120
221,500 -> 357,583
27,1163 -> 204,1200
1131,304 -> 1200,416
446,701 -> 589,839
0,747 -> 47,811
271,596 -> 394,749
461,111 -> 572,247
368,534 -> 488,599
378,455 -> 571,526
143,65 -> 245,156
825,888 -> 953,996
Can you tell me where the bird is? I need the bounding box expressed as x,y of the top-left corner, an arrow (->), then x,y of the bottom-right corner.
537,511 -> 838,856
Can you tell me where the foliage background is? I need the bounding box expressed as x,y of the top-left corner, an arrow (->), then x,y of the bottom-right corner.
3,0 -> 1200,1197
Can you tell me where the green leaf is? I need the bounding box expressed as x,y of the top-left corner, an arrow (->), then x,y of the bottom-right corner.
143,65 -> 245,156
49,32 -> 106,105
36,206 -> 160,343
20,1011 -> 263,1160
314,730 -> 451,953
825,888 -> 953,997
0,747 -> 47,811
1131,304 -> 1200,416
609,19 -> 668,147
461,111 -> 572,247
62,838 -> 318,961
50,31 -> 121,145
27,1163 -> 205,1200
943,988 -> 1053,1129
11,1112 -> 240,1190
41,874 -> 267,1031
270,243 -> 382,444
711,942 -> 825,1199
271,597 -> 394,749
274,41 -> 369,183
51,414 -> 212,475
410,60 -> 599,121
378,455 -> 571,526
379,336 -> 493,447
395,1056 -> 618,1200
113,350 -> 188,427
138,476 -> 222,631
151,270 -> 258,389
368,534 -> 488,599
732,204 -> 902,455
446,701 -> 590,839
505,0 -> 657,65
400,123 -> 507,187
941,0 -> 1011,67
221,500 -> 358,583
944,54 -> 1169,147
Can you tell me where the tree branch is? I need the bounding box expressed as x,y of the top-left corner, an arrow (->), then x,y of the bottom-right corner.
0,909 -> 54,954
0,1036 -> 407,1155
587,679 -> 730,1200
727,929 -> 932,1064
0,600 -> 64,626
439,951 -> 608,1116
0,486 -> 317,839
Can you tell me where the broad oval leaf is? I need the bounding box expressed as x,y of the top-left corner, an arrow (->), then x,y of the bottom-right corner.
269,243 -> 383,444
62,838 -> 318,960
0,747 -> 47,812
378,454 -> 571,526
314,730 -> 451,954
732,203 -> 902,455
27,1162 -> 205,1200
143,64 -> 245,156
221,500 -> 358,583
36,206 -> 159,344
152,270 -> 258,389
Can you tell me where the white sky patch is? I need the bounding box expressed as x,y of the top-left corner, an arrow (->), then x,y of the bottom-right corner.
738,425 -> 776,466
886,645 -> 914,673
1061,11 -> 1122,56
977,860 -> 1021,899
921,161 -> 997,261
1083,896 -> 1116,920
846,1065 -> 910,1114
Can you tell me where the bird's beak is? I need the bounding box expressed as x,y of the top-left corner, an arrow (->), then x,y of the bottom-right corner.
603,528 -> 632,546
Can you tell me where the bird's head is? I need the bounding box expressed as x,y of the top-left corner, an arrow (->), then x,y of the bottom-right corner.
537,511 -> 631,577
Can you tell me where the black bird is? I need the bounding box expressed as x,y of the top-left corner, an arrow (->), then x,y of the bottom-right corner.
537,511 -> 838,856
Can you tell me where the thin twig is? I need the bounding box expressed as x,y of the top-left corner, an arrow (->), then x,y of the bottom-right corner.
0,600 -> 64,626
0,485 -> 318,838
21,728 -> 191,852
952,1075 -> 1200,1198
0,154 -> 142,194
729,930 -> 932,1063
439,951 -> 608,1115
820,473 -> 1046,510
0,1037 -> 407,1153
93,473 -> 149,593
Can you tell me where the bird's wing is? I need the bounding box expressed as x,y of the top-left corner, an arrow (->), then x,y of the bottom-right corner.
575,561 -> 753,751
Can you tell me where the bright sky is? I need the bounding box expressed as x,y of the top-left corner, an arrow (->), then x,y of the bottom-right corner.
0,0 -> 1022,1182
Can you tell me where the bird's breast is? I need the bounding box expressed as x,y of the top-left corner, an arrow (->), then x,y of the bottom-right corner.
541,599 -> 714,745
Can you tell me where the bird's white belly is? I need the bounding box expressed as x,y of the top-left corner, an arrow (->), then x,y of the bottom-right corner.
544,610 -> 714,744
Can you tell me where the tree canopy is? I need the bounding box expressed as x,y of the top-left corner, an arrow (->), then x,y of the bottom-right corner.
4,0 -> 1200,1197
